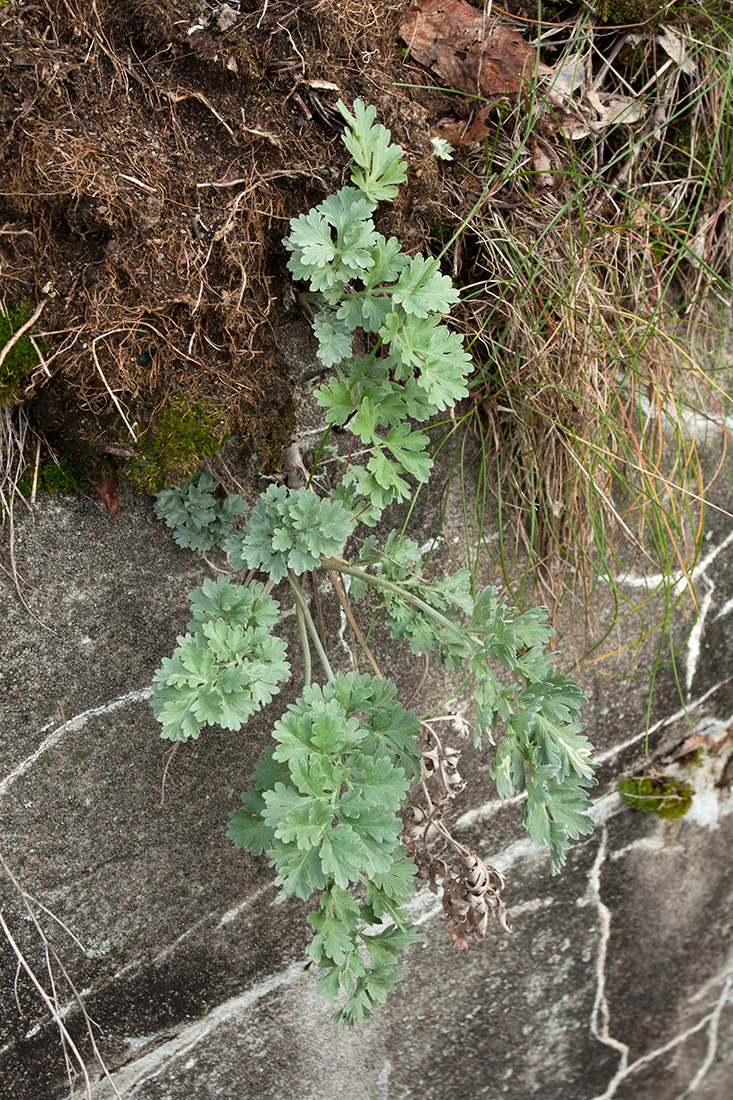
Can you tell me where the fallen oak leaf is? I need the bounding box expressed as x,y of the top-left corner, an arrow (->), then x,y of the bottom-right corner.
401,0 -> 545,100
404,0 -> 647,145
403,0 -> 597,145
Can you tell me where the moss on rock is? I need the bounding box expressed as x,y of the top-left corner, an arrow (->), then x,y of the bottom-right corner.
0,303 -> 44,408
618,774 -> 695,819
125,395 -> 229,494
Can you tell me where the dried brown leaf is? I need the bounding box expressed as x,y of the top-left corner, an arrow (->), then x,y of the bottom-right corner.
671,732 -> 712,762
401,0 -> 539,100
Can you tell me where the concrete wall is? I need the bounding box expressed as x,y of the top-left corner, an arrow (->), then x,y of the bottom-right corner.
2,440 -> 733,1099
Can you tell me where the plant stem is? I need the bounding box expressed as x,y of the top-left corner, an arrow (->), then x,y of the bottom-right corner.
327,569 -> 383,679
294,597 -> 312,688
321,558 -> 478,656
287,570 -> 335,682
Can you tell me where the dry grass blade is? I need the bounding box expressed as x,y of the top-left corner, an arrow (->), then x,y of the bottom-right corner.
413,1 -> 733,663
0,852 -> 122,1100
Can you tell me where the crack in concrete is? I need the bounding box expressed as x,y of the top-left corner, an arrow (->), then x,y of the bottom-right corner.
589,973 -> 733,1100
613,526 -> 733,700
677,973 -> 733,1098
582,824 -> 630,1091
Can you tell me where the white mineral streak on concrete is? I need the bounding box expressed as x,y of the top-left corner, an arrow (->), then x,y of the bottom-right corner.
218,882 -> 277,927
589,972 -> 733,1100
581,823 -> 630,1093
454,791 -> 524,830
491,835 -> 538,873
715,593 -> 733,620
336,572 -> 354,664
377,1060 -> 391,1100
613,526 -> 733,597
73,960 -> 310,1099
686,581 -> 715,697
612,526 -> 733,696
585,807 -> 733,1100
0,688 -> 153,798
633,390 -> 733,446
17,882 -> 283,1048
609,832 -> 667,862
677,973 -> 733,1098
593,676 -> 732,767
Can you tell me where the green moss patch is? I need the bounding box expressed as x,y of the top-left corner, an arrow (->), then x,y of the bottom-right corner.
125,395 -> 229,494
618,774 -> 695,820
0,303 -> 44,408
17,459 -> 91,495
588,0 -> 663,23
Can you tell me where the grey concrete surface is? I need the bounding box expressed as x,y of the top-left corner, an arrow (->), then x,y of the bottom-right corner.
2,430 -> 733,1100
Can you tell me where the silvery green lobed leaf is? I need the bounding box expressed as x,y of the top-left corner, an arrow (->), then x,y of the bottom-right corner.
338,98 -> 407,204
390,254 -> 460,318
312,310 -> 354,368
380,312 -> 472,411
226,484 -> 353,580
284,188 -> 378,293
154,471 -> 247,551
151,577 -> 290,741
187,575 -> 280,634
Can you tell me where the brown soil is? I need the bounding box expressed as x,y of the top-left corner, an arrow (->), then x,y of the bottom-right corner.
0,0 -> 448,494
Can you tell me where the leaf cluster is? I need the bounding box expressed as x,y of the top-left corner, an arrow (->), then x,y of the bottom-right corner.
154,471 -> 247,551
226,483 -> 353,581
468,589 -> 595,873
284,99 -> 472,527
352,533 -> 474,668
151,575 -> 290,741
227,672 -> 422,1025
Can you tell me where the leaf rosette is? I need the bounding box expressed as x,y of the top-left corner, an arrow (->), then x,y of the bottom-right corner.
225,484 -> 353,580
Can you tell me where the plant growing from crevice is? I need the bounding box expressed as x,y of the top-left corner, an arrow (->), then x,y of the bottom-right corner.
152,101 -> 597,1026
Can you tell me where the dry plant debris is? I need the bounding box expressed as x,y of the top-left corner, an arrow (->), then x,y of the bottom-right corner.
402,0 -> 541,104
0,0 -> 435,497
403,721 -> 512,948
401,1 -> 732,634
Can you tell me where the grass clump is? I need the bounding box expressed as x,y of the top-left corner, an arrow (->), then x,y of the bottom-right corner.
415,0 -> 733,675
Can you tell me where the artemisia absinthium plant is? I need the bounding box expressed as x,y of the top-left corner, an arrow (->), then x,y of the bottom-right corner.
152,101 -> 597,1026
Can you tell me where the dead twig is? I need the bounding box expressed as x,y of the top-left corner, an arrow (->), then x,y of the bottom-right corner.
327,569 -> 383,678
